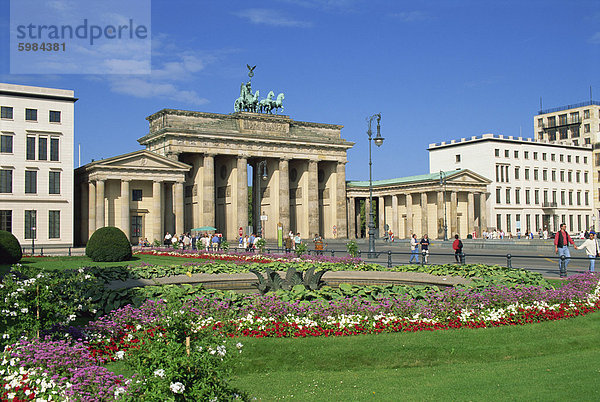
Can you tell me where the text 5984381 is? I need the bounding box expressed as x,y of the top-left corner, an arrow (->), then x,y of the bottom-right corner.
17,43 -> 66,52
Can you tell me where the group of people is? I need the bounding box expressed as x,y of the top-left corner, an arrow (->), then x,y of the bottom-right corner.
283,232 -> 303,253
163,232 -> 224,251
409,233 -> 464,264
553,223 -> 599,277
238,233 -> 263,252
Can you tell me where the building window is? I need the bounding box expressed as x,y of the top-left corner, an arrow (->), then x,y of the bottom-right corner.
576,156 -> 580,164
559,114 -> 567,125
26,137 -> 35,160
496,188 -> 501,203
561,190 -> 566,205
543,169 -> 548,181
568,171 -> 572,182
552,190 -> 557,205
24,210 -> 36,239
560,154 -> 564,162
506,215 -> 512,233
0,135 -> 13,153
25,171 -> 37,194
514,150 -> 519,158
526,214 -> 531,232
585,192 -> 589,206
543,190 -> 548,204
570,215 -> 574,232
49,111 -> 61,123
50,138 -> 59,161
525,168 -> 530,180
584,157 -> 588,164
495,149 -> 500,157
132,189 -> 143,201
514,167 -> 520,180
560,128 -> 568,139
584,109 -> 590,119
1,106 -> 13,119
571,111 -> 580,121
577,191 -> 581,206
515,188 -> 520,204
560,170 -> 565,182
567,155 -> 572,163
49,210 -> 60,238
524,151 -> 529,159
573,140 -> 578,146
504,150 -> 509,157
38,137 -> 47,160
496,214 -> 502,231
585,172 -> 589,183
542,153 -> 547,161
131,216 -> 142,238
525,190 -> 531,204
49,171 -> 60,194
505,189 -> 511,204
0,210 -> 11,232
537,118 -> 543,127
586,138 -> 591,145
576,171 -> 580,183
533,169 -> 539,181
0,170 -> 13,193
551,154 -> 556,161
533,152 -> 538,160
569,191 -> 573,205
552,170 -> 556,181
25,108 -> 37,121
455,154 -> 461,162
534,190 -> 540,204
535,214 -> 540,232
584,123 -> 591,133
549,130 -> 556,141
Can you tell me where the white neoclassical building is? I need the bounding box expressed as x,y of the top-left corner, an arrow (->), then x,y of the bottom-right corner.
429,134 -> 594,234
0,83 -> 76,247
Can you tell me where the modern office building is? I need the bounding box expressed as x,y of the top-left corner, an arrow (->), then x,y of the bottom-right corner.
429,134 -> 594,235
0,83 -> 76,247
534,100 -> 600,216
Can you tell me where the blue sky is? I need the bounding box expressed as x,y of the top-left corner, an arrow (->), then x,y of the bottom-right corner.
1,0 -> 599,181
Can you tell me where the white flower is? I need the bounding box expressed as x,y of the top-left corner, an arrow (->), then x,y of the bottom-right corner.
115,351 -> 125,360
170,382 -> 185,394
153,369 -> 165,378
114,386 -> 126,397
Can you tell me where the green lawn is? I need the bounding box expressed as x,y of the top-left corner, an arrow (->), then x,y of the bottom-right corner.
0,254 -> 197,274
230,312 -> 600,400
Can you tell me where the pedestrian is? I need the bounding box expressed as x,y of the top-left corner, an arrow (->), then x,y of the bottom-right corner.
294,232 -> 302,249
284,235 -> 293,254
577,230 -> 597,273
164,232 -> 172,248
554,223 -> 576,278
248,233 -> 256,252
419,234 -> 430,264
183,233 -> 191,250
243,235 -> 249,251
452,234 -> 463,263
409,234 -> 419,263
211,233 -> 220,251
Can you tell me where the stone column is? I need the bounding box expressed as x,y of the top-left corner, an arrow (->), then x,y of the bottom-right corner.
391,194 -> 398,237
307,160 -> 319,237
348,197 -> 356,239
450,191 -> 458,235
406,193 -> 413,235
278,158 -> 290,233
356,198 -> 362,237
152,181 -> 163,243
88,181 -> 96,239
421,192 -> 428,236
467,192 -> 475,236
203,154 -> 215,227
437,191 -> 444,239
237,156 -> 249,234
378,196 -> 385,238
335,162 -> 348,238
120,179 -> 130,241
174,181 -> 184,235
479,192 -> 487,232
365,197 -> 371,238
95,179 -> 105,229
80,183 -> 88,244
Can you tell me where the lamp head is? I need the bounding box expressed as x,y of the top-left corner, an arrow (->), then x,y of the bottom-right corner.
374,116 -> 384,146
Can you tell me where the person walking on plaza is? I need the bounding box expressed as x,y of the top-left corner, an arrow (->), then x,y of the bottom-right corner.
577,230 -> 598,273
452,234 -> 463,263
409,234 -> 419,263
164,232 -> 172,248
420,234 -> 431,264
554,223 -> 576,278
284,235 -> 293,254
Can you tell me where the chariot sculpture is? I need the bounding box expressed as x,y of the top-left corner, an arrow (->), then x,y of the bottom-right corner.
233,65 -> 285,114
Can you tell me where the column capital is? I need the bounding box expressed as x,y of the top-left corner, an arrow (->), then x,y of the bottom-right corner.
153,179 -> 164,184
121,178 -> 132,183
279,156 -> 291,162
204,152 -> 216,158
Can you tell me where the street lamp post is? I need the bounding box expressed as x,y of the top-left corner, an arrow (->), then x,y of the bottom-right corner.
593,214 -> 597,231
31,226 -> 36,255
439,171 -> 448,241
256,160 -> 268,238
367,113 -> 384,258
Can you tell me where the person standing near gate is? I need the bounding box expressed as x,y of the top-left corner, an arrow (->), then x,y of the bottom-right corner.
452,234 -> 463,263
577,230 -> 598,273
409,233 -> 419,263
419,234 -> 431,264
554,223 -> 577,278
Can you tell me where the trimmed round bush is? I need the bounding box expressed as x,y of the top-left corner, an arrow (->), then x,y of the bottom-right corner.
0,230 -> 22,264
86,226 -> 132,262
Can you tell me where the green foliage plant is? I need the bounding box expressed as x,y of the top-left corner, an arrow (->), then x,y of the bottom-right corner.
0,230 -> 22,264
294,243 -> 307,257
85,227 -> 132,262
346,240 -> 359,258
221,240 -> 230,251
255,238 -> 266,253
249,266 -> 329,294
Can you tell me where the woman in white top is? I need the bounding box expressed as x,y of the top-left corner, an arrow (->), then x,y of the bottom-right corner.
577,230 -> 597,272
